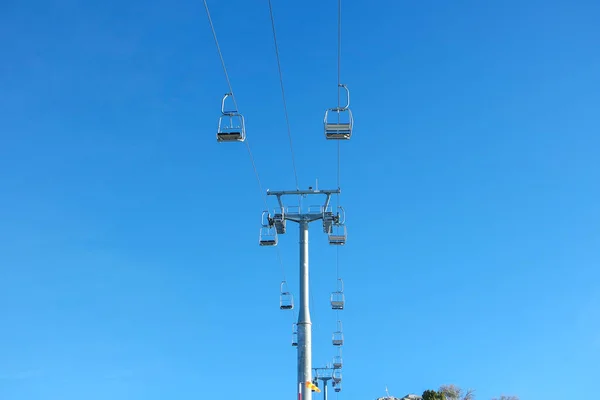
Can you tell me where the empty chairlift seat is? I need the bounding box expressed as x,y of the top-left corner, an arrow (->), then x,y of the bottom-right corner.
332,320 -> 344,346
280,281 -> 294,310
328,224 -> 347,246
217,93 -> 246,143
291,323 -> 298,346
330,278 -> 345,310
324,84 -> 353,140
259,226 -> 278,246
333,354 -> 343,369
332,369 -> 343,392
330,291 -> 345,310
332,369 -> 342,384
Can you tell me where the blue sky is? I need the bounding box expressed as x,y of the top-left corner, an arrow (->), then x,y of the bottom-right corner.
1,0 -> 599,399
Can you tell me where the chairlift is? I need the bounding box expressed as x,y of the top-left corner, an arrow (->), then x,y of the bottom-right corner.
259,226 -> 278,246
333,354 -> 343,369
333,348 -> 343,369
324,84 -> 353,140
328,224 -> 347,246
332,370 -> 342,393
332,368 -> 342,384
330,278 -> 345,310
292,323 -> 298,346
328,206 -> 347,245
217,93 -> 246,143
332,320 -> 344,346
280,281 -> 294,310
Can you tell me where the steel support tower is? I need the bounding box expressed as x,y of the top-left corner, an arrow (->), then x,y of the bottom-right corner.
265,188 -> 343,400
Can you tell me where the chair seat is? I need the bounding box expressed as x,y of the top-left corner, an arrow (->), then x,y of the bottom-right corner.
217,131 -> 243,142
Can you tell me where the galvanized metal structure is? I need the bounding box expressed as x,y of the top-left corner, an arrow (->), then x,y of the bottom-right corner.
216,92 -> 246,143
330,278 -> 345,310
280,281 -> 294,310
260,187 -> 345,400
205,0 -> 351,398
313,367 -> 333,400
324,84 -> 353,140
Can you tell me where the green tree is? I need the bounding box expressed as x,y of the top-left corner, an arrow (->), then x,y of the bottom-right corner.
422,390 -> 444,400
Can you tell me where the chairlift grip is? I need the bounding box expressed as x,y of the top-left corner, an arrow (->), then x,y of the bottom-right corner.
338,84 -> 350,110
221,92 -> 236,115
337,206 -> 346,224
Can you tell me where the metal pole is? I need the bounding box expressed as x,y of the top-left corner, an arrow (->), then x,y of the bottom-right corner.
323,379 -> 328,400
298,220 -> 312,400
264,188 -> 343,400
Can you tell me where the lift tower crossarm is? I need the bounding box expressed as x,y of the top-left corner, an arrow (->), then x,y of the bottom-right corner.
266,188 -> 341,196
313,367 -> 333,400
266,188 -> 340,215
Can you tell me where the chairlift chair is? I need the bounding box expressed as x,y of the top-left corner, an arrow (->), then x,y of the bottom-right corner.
333,353 -> 343,369
328,206 -> 347,245
330,278 -> 345,310
328,224 -> 347,246
280,281 -> 294,310
259,226 -> 278,246
332,369 -> 342,384
333,355 -> 343,369
217,93 -> 246,143
324,84 -> 353,140
332,320 -> 344,346
292,323 -> 298,346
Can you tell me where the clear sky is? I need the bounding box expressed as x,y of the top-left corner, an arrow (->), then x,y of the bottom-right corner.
1,0 -> 599,399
